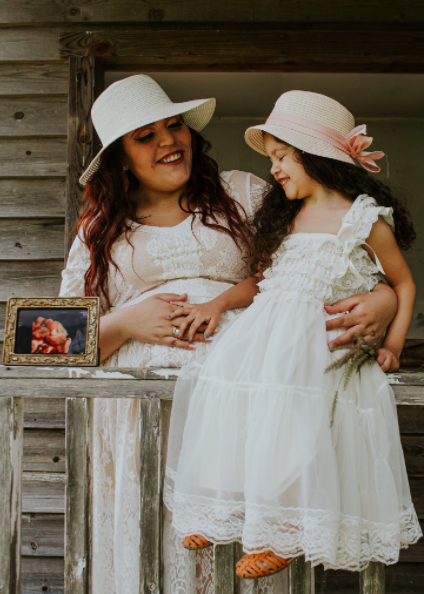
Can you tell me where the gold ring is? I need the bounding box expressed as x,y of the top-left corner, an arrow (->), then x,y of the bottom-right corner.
172,326 -> 179,339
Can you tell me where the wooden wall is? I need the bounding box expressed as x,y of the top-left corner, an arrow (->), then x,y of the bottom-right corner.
1,2 -> 424,592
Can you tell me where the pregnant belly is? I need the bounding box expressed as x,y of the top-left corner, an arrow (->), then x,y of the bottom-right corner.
104,278 -> 245,369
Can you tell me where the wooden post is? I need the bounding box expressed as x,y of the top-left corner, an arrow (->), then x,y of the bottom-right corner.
214,544 -> 236,594
0,397 -> 23,594
289,556 -> 311,594
359,562 -> 385,594
65,55 -> 95,258
139,399 -> 163,594
65,397 -> 92,594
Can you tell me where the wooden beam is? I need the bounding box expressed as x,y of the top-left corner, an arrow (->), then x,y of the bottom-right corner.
0,397 -> 23,594
359,561 -> 385,594
139,398 -> 163,594
65,397 -> 91,594
3,1 -> 424,24
59,28 -> 424,73
289,555 -> 311,594
214,544 -> 236,594
65,56 -> 94,257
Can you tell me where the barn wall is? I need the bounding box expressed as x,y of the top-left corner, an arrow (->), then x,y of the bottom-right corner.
1,3 -> 424,593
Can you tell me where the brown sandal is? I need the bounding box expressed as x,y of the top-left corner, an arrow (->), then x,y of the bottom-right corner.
182,534 -> 213,550
236,551 -> 293,578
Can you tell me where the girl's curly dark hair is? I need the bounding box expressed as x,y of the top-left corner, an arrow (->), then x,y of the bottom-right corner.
77,128 -> 251,309
252,146 -> 416,272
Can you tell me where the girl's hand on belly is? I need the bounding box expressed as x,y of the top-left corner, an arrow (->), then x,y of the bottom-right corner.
168,299 -> 225,342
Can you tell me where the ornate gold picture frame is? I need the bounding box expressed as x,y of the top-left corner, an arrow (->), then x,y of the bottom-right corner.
2,297 -> 99,366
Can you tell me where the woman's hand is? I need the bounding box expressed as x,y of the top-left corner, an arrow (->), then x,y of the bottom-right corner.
168,299 -> 225,341
324,283 -> 397,349
99,293 -> 209,362
376,347 -> 400,373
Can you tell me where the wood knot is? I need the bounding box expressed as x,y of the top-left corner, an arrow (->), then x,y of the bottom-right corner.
148,8 -> 165,21
88,41 -> 114,57
30,541 -> 38,550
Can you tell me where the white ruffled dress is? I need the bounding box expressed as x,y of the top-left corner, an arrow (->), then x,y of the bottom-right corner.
165,194 -> 422,571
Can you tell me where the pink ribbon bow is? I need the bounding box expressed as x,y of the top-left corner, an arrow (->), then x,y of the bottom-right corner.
265,113 -> 385,173
345,125 -> 385,173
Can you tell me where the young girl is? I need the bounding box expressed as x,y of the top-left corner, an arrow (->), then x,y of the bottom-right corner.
164,91 -> 422,579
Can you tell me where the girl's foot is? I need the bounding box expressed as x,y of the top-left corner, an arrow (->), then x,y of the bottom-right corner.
182,534 -> 213,550
236,551 -> 293,578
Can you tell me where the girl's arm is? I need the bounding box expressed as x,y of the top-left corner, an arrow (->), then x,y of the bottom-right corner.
169,274 -> 262,341
366,218 -> 416,371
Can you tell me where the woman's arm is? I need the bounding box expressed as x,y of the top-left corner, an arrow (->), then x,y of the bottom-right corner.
168,274 -> 262,341
324,282 -> 398,350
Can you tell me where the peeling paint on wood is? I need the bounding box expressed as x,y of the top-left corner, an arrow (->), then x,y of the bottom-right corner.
139,399 -> 162,594
65,397 -> 91,594
289,556 -> 311,594
359,561 -> 385,594
0,397 -> 23,594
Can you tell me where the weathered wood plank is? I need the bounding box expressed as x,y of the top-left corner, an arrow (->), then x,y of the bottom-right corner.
398,405 -> 424,434
411,478 -> 424,518
403,435 -> 424,477
0,365 -> 180,380
0,397 -> 23,594
288,555 -> 311,594
59,29 -> 424,73
214,544 -> 236,594
0,178 -> 65,218
23,428 -> 65,472
65,397 -> 91,594
4,0 -> 424,24
0,28 -> 62,62
0,63 -> 68,95
139,398 -> 162,593
399,521 -> 424,561
65,56 -> 94,255
23,472 -> 65,513
0,377 -> 175,399
0,97 -> 67,137
21,556 -> 63,594
0,218 -> 64,259
24,398 -> 65,429
0,138 -> 67,177
22,513 -> 64,557
316,561 -> 424,593
0,260 -> 63,301
359,561 -> 385,594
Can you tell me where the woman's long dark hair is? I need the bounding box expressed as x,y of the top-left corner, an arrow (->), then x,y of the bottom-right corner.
252,147 -> 416,272
77,128 -> 251,308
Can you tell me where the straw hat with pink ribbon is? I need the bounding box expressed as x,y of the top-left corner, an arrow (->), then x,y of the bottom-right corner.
245,90 -> 385,173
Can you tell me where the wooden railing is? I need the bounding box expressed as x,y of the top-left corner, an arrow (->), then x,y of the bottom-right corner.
0,365 -> 422,594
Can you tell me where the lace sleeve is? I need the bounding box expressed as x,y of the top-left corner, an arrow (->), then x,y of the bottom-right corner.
220,170 -> 269,220
59,233 -> 90,298
345,195 -> 395,243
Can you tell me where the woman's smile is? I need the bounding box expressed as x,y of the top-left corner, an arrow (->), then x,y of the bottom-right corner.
158,150 -> 184,165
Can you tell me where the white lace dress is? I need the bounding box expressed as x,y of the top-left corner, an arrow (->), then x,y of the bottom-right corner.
165,194 -> 422,572
60,170 -> 288,594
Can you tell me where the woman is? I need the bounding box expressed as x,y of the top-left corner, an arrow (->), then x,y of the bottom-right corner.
60,75 -> 397,594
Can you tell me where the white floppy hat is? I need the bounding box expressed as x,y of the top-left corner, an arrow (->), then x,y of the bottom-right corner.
79,74 -> 216,185
245,90 -> 384,173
